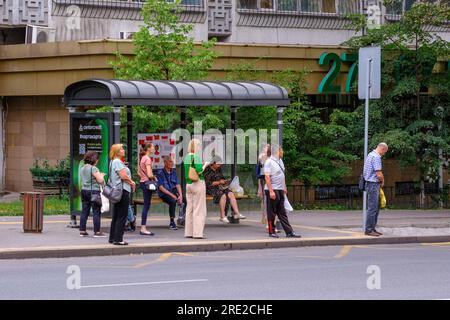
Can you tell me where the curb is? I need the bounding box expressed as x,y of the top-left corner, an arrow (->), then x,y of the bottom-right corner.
1,235 -> 450,260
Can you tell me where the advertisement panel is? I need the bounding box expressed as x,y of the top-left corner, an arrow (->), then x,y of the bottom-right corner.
70,113 -> 113,215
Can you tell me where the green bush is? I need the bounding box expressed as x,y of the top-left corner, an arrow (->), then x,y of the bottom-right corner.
29,155 -> 70,180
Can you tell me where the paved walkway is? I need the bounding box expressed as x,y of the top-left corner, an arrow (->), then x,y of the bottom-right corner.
1,210 -> 449,259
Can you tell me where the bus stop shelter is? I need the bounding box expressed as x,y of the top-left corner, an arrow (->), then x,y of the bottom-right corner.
63,78 -> 291,189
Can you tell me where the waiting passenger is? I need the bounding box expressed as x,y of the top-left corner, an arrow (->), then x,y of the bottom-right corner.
204,156 -> 246,223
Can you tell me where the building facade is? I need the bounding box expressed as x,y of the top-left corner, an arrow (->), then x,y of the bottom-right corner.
0,0 -> 449,206
1,1 -> 448,45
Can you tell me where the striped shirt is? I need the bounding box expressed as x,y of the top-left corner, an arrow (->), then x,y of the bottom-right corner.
363,150 -> 382,183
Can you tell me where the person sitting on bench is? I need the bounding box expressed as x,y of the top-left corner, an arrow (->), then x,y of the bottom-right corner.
157,156 -> 186,230
203,156 -> 246,224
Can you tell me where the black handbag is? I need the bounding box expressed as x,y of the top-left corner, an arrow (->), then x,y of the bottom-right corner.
144,178 -> 158,191
102,161 -> 123,204
90,166 -> 102,207
358,175 -> 366,192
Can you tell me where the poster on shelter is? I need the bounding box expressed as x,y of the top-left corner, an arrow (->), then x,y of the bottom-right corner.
137,133 -> 177,169
138,133 -> 226,167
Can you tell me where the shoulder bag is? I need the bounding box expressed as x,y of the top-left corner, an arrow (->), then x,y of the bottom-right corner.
141,156 -> 158,191
90,166 -> 102,206
102,160 -> 123,204
188,155 -> 199,182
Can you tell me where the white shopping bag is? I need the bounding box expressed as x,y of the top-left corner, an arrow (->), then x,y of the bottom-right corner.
229,176 -> 240,192
284,196 -> 293,212
100,185 -> 110,213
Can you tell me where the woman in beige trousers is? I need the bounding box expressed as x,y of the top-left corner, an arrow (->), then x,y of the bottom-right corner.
184,139 -> 209,239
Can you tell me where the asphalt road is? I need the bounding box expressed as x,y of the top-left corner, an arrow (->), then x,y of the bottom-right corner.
1,244 -> 450,300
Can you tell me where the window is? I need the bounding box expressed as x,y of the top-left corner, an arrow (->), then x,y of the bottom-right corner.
164,0 -> 203,5
238,0 -> 273,9
385,0 -> 419,15
239,0 -> 357,14
300,0 -> 320,12
338,0 -> 357,14
239,0 -> 257,9
300,0 -> 339,13
180,0 -> 203,5
405,0 -> 416,10
260,0 -> 274,9
322,0 -> 337,13
385,0 -> 404,14
278,0 -> 298,11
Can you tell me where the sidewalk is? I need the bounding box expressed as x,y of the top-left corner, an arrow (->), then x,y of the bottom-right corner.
1,210 -> 450,259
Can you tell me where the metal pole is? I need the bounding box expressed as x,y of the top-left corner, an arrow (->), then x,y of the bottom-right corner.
126,106 -> 133,172
231,106 -> 237,179
436,107 -> 444,208
0,98 -> 5,193
277,107 -> 284,147
112,106 -> 121,144
67,106 -> 78,228
363,58 -> 372,232
180,106 -> 187,197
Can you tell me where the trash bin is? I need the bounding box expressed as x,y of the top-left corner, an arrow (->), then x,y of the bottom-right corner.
22,192 -> 44,233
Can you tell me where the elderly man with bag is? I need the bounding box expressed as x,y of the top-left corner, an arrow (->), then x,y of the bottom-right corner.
264,144 -> 301,239
157,156 -> 186,230
362,142 -> 388,237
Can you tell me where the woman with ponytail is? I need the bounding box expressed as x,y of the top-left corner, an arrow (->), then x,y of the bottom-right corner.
138,142 -> 156,236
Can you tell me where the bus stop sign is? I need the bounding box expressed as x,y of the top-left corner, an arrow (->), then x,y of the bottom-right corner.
358,46 -> 381,100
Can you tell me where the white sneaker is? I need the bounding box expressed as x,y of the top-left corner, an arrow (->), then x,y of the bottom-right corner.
219,217 -> 230,224
234,214 -> 246,220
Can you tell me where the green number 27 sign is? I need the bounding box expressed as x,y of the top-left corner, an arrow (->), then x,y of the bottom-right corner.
318,52 -> 450,94
318,52 -> 358,94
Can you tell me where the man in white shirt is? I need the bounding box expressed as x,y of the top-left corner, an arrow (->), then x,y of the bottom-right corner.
264,145 -> 301,238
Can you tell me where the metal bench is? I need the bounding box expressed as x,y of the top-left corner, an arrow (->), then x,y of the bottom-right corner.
132,193 -> 249,223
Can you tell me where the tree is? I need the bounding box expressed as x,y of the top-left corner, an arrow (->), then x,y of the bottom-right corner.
224,61 -> 358,189
99,0 -> 223,172
109,0 -> 221,135
339,2 -> 450,208
112,0 -> 217,81
274,70 -> 358,187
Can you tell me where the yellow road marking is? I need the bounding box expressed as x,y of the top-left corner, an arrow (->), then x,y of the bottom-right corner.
422,242 -> 450,246
0,218 -> 170,226
238,218 -> 360,236
174,252 -> 196,257
353,245 -> 417,251
133,252 -> 173,269
334,245 -> 353,258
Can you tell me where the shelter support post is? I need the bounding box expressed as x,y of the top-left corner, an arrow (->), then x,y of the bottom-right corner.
277,106 -> 284,147
113,106 -> 121,144
231,106 -> 237,179
126,106 -> 133,172
67,106 -> 79,228
179,106 -> 187,196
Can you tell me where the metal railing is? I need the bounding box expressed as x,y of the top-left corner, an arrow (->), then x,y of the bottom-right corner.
236,0 -> 362,29
287,184 -> 449,209
51,0 -> 207,23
